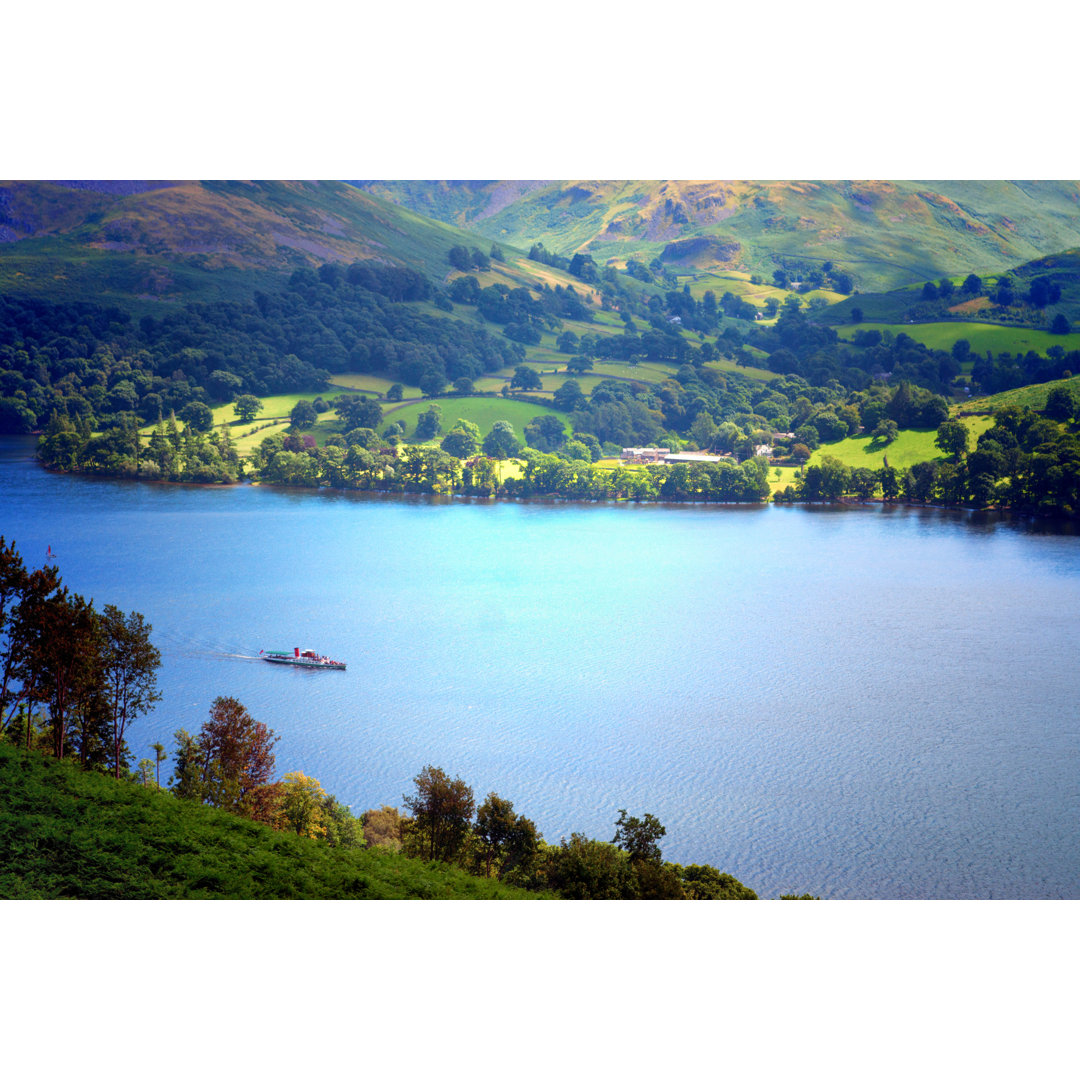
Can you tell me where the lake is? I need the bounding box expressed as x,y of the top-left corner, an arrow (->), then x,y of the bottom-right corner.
2,435 -> 1078,898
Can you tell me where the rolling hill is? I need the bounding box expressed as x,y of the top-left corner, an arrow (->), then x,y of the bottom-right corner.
0,180 -> 590,307
352,180 -> 1080,293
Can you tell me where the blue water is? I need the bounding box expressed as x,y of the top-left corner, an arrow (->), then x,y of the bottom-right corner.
3,436 -> 1079,898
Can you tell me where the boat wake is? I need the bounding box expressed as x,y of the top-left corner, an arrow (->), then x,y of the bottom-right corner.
154,630 -> 264,662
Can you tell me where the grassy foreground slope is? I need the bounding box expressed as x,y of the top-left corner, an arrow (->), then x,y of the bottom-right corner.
0,744 -> 541,899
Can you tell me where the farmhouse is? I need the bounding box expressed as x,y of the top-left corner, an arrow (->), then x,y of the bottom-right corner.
621,447 -> 668,462
662,452 -> 725,464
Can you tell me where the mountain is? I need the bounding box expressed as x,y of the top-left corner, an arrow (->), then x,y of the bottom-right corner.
0,180 -> 544,307
351,180 -> 1080,292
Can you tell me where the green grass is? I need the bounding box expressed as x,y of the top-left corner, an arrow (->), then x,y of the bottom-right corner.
381,396 -> 566,439
329,374 -> 423,398
836,320 -> 1070,355
806,415 -> 992,471
0,742 -> 545,899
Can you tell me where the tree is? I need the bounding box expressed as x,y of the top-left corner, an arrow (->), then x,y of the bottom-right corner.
152,742 -> 167,787
557,331 -> 580,354
169,728 -> 206,801
565,355 -> 594,376
935,418 -> 970,459
510,365 -> 543,391
415,405 -> 442,441
402,764 -> 475,863
481,420 -> 519,459
545,834 -> 636,899
1051,314 -> 1071,335
337,394 -> 382,431
1044,386 -> 1076,422
234,395 -> 263,423
197,696 -> 279,817
419,370 -> 447,397
362,805 -> 404,850
473,793 -> 541,880
441,420 -> 481,459
289,399 -> 318,429
962,273 -> 983,295
871,418 -> 899,444
690,411 -> 719,450
679,864 -> 758,899
179,401 -> 214,433
100,605 -> 161,779
524,414 -> 567,452
28,588 -> 102,760
552,379 -> 586,412
447,245 -> 471,272
612,809 -> 666,864
386,383 -> 404,402
279,771 -> 329,839
0,537 -> 33,733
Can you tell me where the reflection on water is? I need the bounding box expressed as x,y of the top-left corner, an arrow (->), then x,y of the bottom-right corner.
2,438 -> 1079,899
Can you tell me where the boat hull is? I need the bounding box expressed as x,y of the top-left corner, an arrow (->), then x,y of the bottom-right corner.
262,654 -> 345,670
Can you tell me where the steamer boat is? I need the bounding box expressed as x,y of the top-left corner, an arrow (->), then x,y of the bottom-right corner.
261,647 -> 346,670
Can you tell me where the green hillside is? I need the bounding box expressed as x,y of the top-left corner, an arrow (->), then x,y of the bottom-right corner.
0,181 -> 581,307
960,374 -> 1080,415
353,180 -> 1080,293
0,742 -> 541,899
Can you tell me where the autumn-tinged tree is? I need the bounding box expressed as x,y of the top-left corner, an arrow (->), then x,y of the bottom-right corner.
32,588 -> 101,760
196,696 -> 279,817
100,605 -> 161,779
280,771 -> 329,839
403,765 -> 475,863
362,805 -> 405,850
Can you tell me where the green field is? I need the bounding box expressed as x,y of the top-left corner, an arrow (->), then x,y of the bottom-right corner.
837,320 -> 1068,355
381,396 -> 566,439
807,414 -> 993,471
329,373 -> 423,398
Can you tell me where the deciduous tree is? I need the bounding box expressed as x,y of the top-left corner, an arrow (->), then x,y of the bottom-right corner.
403,765 -> 475,863
234,395 -> 263,423
100,605 -> 161,779
197,696 -> 279,818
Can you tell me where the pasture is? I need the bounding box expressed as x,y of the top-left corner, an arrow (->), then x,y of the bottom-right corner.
837,321 -> 1068,355
806,414 -> 993,472
380,396 -> 566,440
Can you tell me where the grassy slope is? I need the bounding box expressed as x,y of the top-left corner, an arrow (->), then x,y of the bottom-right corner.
960,374 -> 1080,415
382,396 -> 566,439
0,743 -> 543,899
807,414 -> 993,471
